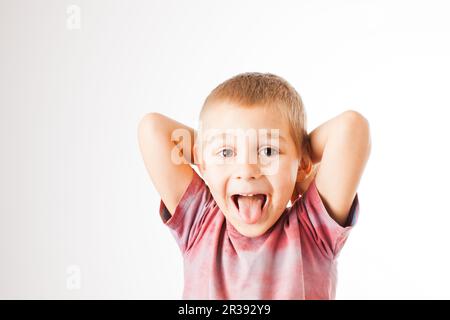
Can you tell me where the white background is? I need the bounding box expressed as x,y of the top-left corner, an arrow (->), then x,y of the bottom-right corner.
1,0 -> 450,299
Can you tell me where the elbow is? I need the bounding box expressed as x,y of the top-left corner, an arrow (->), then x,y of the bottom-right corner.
138,112 -> 163,134
138,112 -> 162,127
137,113 -> 161,143
342,110 -> 370,128
341,110 -> 372,156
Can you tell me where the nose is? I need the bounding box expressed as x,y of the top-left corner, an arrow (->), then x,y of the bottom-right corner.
232,135 -> 262,180
234,162 -> 262,180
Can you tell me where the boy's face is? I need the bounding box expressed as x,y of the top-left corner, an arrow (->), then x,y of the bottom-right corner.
194,102 -> 303,238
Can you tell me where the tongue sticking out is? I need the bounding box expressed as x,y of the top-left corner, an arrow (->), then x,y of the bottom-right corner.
236,194 -> 265,224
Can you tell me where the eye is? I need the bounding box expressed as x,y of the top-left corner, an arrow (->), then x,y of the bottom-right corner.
259,146 -> 279,157
217,148 -> 234,158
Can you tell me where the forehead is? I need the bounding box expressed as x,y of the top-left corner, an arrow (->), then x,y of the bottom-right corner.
198,104 -> 293,148
202,129 -> 287,147
200,101 -> 290,133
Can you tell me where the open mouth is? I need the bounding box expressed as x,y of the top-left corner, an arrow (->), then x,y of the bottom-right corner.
231,194 -> 268,211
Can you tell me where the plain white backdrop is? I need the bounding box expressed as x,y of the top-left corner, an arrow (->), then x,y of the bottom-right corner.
1,0 -> 450,299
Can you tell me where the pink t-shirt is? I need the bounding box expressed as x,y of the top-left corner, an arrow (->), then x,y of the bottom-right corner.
159,170 -> 359,299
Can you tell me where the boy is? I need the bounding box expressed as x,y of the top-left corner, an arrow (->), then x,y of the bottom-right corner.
138,72 -> 371,299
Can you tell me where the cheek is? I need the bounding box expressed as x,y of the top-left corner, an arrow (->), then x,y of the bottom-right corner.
202,166 -> 228,194
269,161 -> 298,197
203,168 -> 232,213
277,159 -> 298,183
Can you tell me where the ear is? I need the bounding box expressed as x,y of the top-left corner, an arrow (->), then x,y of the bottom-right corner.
302,156 -> 313,175
296,156 -> 313,182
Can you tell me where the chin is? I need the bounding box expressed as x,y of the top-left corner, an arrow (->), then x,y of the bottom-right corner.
233,221 -> 272,238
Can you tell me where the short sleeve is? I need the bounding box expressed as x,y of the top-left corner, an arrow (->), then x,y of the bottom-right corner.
297,177 -> 360,260
159,169 -> 214,253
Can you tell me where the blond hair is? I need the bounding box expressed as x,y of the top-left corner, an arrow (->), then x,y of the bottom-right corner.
200,72 -> 310,158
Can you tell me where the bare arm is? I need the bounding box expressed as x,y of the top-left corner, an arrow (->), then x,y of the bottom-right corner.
308,110 -> 371,226
137,112 -> 197,216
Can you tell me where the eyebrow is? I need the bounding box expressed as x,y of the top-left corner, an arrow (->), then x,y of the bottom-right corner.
203,132 -> 287,146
